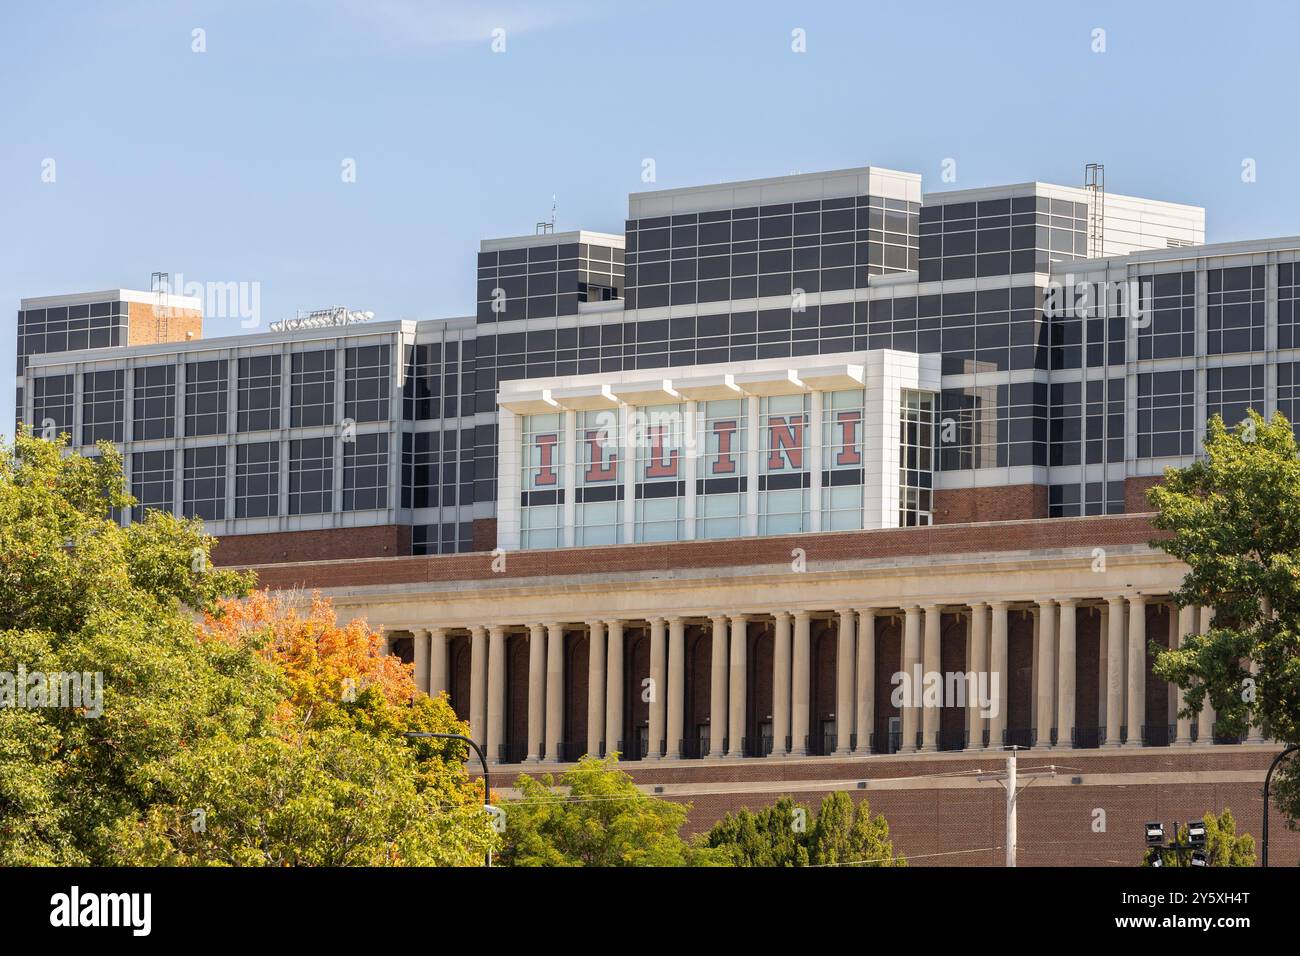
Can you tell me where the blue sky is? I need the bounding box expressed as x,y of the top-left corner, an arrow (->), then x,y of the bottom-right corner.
4,0 -> 1300,435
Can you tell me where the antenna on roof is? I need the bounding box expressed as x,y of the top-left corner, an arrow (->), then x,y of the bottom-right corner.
1084,164 -> 1105,257
536,195 -> 557,235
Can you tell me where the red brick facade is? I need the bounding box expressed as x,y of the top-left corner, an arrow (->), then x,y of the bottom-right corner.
1125,475 -> 1163,514
213,524 -> 412,567
932,484 -> 1049,524
240,513 -> 1164,592
487,748 -> 1300,867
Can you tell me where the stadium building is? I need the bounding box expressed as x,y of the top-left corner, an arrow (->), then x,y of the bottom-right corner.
16,165 -> 1300,864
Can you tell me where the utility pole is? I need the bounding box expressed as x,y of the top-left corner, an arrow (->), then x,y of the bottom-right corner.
977,748 -> 1056,867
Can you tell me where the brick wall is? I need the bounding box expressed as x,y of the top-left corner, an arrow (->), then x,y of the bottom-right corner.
933,484 -> 1049,524
213,524 -> 412,567
126,302 -> 202,346
485,747 -> 1300,867
1125,475 -> 1163,514
472,518 -> 498,552
243,514 -> 1166,592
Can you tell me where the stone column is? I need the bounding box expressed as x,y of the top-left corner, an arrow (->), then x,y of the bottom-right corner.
487,625 -> 506,763
647,618 -> 667,759
855,609 -> 876,754
920,604 -> 941,752
772,611 -> 792,757
413,628 -> 431,695
1104,597 -> 1125,747
1034,600 -> 1057,749
791,611 -> 811,756
709,615 -> 728,758
834,609 -> 855,755
545,622 -> 564,761
727,615 -> 748,757
527,623 -> 546,762
1056,599 -> 1077,749
1175,605 -> 1197,745
901,606 -> 922,753
1125,594 -> 1147,746
967,603 -> 988,750
429,627 -> 448,697
988,602 -> 1009,749
605,621 -> 624,757
666,617 -> 685,759
587,621 -> 606,758
469,625 -> 488,748
1196,608 -> 1216,746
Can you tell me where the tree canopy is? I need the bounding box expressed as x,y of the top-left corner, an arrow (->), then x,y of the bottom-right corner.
1149,410 -> 1300,824
704,791 -> 905,867
0,429 -> 493,865
498,755 -> 727,866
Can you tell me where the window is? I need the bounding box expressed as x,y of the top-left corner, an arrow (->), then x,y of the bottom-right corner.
133,365 -> 176,440
235,442 -> 279,518
759,394 -> 809,535
237,355 -> 281,432
697,399 -> 745,539
1137,271 -> 1195,360
183,446 -> 226,521
82,370 -> 124,445
131,449 -> 174,522
30,374 -> 74,438
289,437 -> 334,514
291,350 -> 335,427
1207,266 -> 1265,355
343,432 -> 389,511
1137,370 -> 1195,458
822,389 -> 864,531
899,390 -> 934,527
520,412 -> 562,549
344,344 -> 391,423
1206,364 -> 1265,435
634,403 -> 685,542
185,360 -> 229,436
576,408 -> 621,545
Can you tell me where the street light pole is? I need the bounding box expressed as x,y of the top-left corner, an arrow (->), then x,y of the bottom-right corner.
1262,743 -> 1300,868
976,747 -> 1055,867
405,731 -> 493,867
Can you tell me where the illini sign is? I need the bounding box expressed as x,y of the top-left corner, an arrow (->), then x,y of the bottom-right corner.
522,399 -> 865,490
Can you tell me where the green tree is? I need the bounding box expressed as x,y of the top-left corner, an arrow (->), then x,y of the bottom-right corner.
706,791 -> 905,867
499,755 -> 727,866
0,430 -> 492,865
1149,410 -> 1300,824
1141,809 -> 1256,867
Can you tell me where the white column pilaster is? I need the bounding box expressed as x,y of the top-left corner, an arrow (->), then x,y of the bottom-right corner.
1056,599 -> 1077,749
988,602 -> 1009,750
545,622 -> 564,760
1034,599 -> 1057,749
709,615 -> 728,758
855,608 -> 876,753
920,604 -> 940,752
605,620 -> 625,757
1104,597 -> 1125,747
486,625 -> 506,763
1126,594 -> 1147,747
967,603 -> 988,750
526,623 -> 546,762
727,614 -> 748,757
586,620 -> 606,758
791,611 -> 811,756
901,606 -> 922,753
469,625 -> 488,749
834,608 -> 855,754
666,617 -> 685,758
772,611 -> 792,757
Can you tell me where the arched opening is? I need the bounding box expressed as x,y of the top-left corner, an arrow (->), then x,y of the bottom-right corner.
1074,605 -> 1103,748
1144,603 -> 1173,746
684,624 -> 712,758
746,619 -> 774,757
873,615 -> 903,753
938,612 -> 967,750
622,625 -> 650,760
389,633 -> 414,665
563,629 -> 589,761
448,634 -> 472,724
1006,609 -> 1034,747
502,632 -> 529,763
809,618 -> 837,755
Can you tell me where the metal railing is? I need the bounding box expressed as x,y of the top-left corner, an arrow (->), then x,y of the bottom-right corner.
1003,728 -> 1034,749
937,729 -> 967,752
1142,723 -> 1177,747
1071,726 -> 1104,750
1212,721 -> 1247,745
556,741 -> 588,763
498,741 -> 527,764
679,737 -> 708,759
